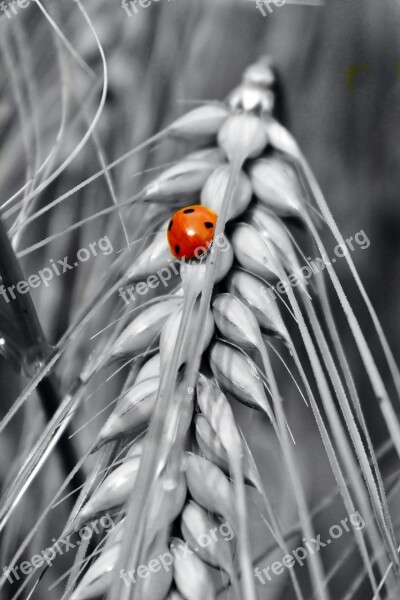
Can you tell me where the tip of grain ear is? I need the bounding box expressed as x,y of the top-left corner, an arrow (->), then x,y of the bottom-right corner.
168,104 -> 229,139
217,113 -> 268,162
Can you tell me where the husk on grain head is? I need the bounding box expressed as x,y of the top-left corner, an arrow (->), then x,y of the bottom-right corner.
57,57 -> 400,600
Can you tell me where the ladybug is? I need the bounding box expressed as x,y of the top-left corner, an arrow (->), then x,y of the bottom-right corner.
167,205 -> 218,259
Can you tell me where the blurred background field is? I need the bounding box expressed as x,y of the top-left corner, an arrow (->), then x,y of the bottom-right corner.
1,0 -> 400,598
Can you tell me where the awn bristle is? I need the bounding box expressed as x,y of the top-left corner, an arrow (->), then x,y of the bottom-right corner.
37,57 -> 400,600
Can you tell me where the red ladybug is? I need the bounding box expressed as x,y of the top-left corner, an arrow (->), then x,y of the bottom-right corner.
167,205 -> 218,259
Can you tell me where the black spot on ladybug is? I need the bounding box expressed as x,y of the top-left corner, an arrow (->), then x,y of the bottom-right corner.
204,222 -> 214,229
183,208 -> 195,214
168,220 -> 173,230
175,244 -> 180,254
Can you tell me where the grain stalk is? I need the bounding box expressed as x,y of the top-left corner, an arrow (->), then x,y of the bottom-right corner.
2,57 -> 400,600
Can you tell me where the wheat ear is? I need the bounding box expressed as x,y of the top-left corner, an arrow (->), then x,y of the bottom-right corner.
7,57 -> 400,600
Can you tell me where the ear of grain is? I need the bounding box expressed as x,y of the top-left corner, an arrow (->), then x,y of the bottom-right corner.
196,375 -> 242,454
111,298 -> 183,359
243,58 -> 276,86
135,353 -> 161,383
181,500 -> 238,588
209,340 -> 273,420
171,537 -> 216,600
247,204 -> 301,274
195,372 -> 268,600
227,269 -> 289,341
201,165 -> 252,220
140,152 -> 225,204
10,54 -> 399,600
249,157 -> 305,219
179,238 -> 234,285
165,591 -> 185,600
184,453 -> 236,530
195,372 -> 304,596
125,224 -> 174,282
212,292 -> 262,350
74,454 -> 141,529
95,378 -> 159,447
159,305 -> 214,371
194,400 -> 260,486
263,115 -> 302,159
134,530 -> 174,600
70,544 -> 119,600
229,82 -> 275,114
231,222 -> 281,279
145,468 -> 187,542
184,147 -> 227,163
218,113 -> 268,161
195,414 -> 233,474
168,104 -> 229,139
